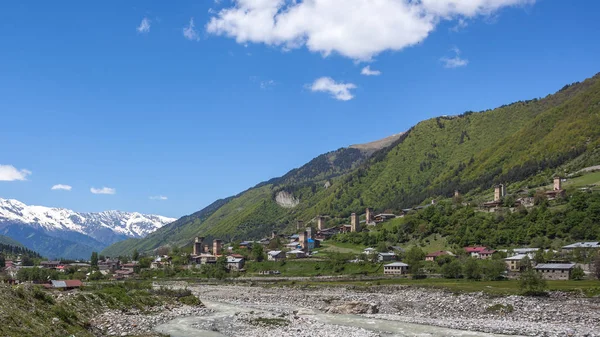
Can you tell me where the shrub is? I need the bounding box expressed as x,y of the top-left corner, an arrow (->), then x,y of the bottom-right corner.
178,295 -> 202,306
519,269 -> 548,296
441,260 -> 462,279
570,266 -> 585,280
486,304 -> 514,314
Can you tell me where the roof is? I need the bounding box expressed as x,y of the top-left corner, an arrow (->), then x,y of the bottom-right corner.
227,257 -> 243,263
287,249 -> 305,254
480,249 -> 496,254
378,252 -> 396,256
464,246 -> 487,253
504,254 -> 530,261
534,263 -> 575,270
384,262 -> 409,267
363,248 -> 376,251
562,242 -> 600,249
115,270 -> 134,275
268,250 -> 283,256
50,280 -> 82,288
426,250 -> 451,257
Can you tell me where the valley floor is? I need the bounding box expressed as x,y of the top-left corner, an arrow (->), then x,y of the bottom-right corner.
178,283 -> 600,337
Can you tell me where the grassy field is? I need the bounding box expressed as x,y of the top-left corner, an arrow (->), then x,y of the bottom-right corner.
244,259 -> 381,277
272,278 -> 600,296
564,170 -> 600,189
319,241 -> 365,254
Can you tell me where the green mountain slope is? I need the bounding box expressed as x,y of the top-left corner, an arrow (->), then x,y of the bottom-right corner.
102,140 -> 401,256
103,72 -> 600,257
0,234 -> 23,247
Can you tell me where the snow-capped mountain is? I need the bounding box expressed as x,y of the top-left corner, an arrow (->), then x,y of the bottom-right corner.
0,198 -> 176,259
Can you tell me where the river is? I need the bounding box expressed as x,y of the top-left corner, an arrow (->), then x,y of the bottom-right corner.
155,300 -> 518,337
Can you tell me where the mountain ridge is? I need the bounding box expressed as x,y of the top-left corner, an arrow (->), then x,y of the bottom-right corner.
0,198 -> 176,259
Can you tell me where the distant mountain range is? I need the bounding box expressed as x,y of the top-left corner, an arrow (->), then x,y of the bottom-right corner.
0,198 -> 176,259
101,72 -> 600,257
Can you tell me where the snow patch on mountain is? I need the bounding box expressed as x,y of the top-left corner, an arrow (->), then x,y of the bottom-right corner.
0,198 -> 176,239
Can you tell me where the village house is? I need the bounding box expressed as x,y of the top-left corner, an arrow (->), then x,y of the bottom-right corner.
226,256 -> 245,271
286,249 -> 306,259
378,252 -> 397,262
425,251 -> 454,262
98,258 -> 121,272
374,213 -> 397,223
464,246 -> 490,259
45,280 -> 83,290
383,262 -> 409,275
534,263 -> 575,280
150,256 -> 172,269
562,242 -> 600,251
267,250 -> 285,261
504,254 -> 532,272
239,241 -> 253,250
501,248 -> 540,257
479,249 -> 496,259
114,269 -> 135,280
121,262 -> 138,272
40,260 -> 61,269
363,248 -> 377,255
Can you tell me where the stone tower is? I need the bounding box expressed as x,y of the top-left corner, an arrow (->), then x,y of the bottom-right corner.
306,227 -> 313,239
213,239 -> 222,255
365,208 -> 373,224
193,237 -> 204,255
317,216 -> 325,231
454,190 -> 460,198
299,231 -> 309,253
272,231 -> 277,239
494,184 -> 506,202
554,177 -> 562,191
297,220 -> 304,231
350,213 -> 360,232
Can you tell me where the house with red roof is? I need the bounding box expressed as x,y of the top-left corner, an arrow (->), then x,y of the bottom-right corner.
464,246 -> 496,259
425,251 -> 455,262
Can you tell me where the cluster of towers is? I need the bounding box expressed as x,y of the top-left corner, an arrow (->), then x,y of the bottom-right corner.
192,237 -> 223,256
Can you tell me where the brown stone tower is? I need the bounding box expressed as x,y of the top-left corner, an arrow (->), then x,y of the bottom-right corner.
317,216 -> 325,230
494,184 -> 506,201
297,220 -> 304,231
299,231 -> 309,253
554,177 -> 562,191
272,231 -> 277,239
213,239 -> 222,255
193,237 -> 204,255
365,208 -> 373,224
306,227 -> 313,239
350,213 -> 360,232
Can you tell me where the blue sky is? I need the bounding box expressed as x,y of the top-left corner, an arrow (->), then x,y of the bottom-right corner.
0,0 -> 598,218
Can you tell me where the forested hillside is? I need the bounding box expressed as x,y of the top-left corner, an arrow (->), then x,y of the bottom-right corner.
103,73 -> 600,257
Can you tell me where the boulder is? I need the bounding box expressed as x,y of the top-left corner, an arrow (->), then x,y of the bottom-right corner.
325,301 -> 379,314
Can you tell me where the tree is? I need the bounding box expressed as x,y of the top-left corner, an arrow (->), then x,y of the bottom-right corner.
519,269 -> 547,296
21,255 -> 34,266
594,255 -> 600,280
481,259 -> 507,280
441,260 -> 462,279
570,266 -> 585,280
157,246 -> 170,256
0,254 -> 5,269
132,249 -> 139,261
405,246 -> 425,275
252,244 -> 265,262
463,258 -> 481,280
533,249 -> 546,264
376,241 -> 389,253
90,252 -> 98,268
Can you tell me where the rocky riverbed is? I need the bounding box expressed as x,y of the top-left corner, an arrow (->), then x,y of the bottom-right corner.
89,283 -> 600,337
189,284 -> 600,337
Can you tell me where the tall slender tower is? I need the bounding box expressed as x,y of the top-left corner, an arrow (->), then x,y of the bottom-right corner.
350,213 -> 360,232
193,237 -> 204,255
213,239 -> 222,255
317,216 -> 325,230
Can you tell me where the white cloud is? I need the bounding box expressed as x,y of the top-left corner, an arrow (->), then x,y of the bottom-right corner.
137,17 -> 151,33
361,65 -> 381,76
51,184 -> 72,191
183,18 -> 201,41
451,18 -> 469,32
441,47 -> 469,68
149,195 -> 168,200
90,187 -> 116,195
0,165 -> 31,181
206,0 -> 534,61
260,79 -> 276,89
309,77 -> 356,101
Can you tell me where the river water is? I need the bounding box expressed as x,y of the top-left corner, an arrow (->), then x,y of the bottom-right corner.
155,300 -> 517,337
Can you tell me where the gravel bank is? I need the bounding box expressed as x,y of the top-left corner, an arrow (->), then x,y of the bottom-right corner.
191,284 -> 600,337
